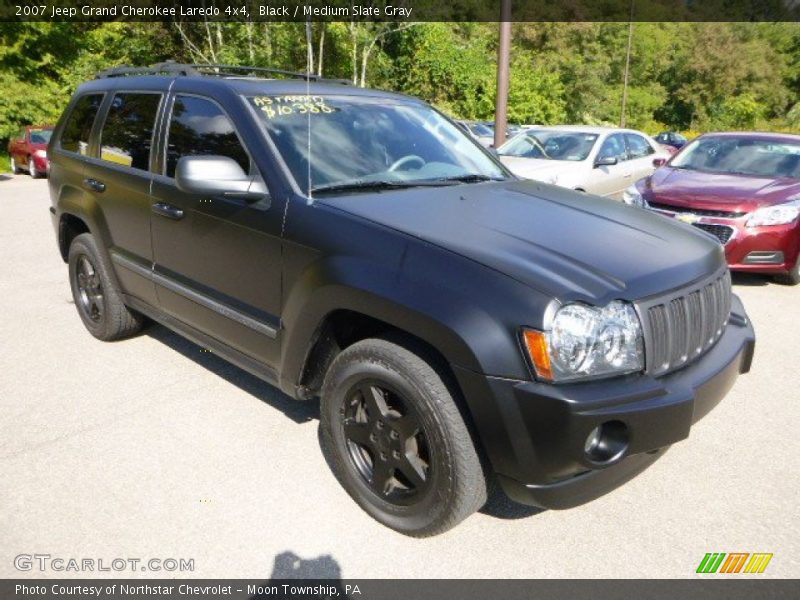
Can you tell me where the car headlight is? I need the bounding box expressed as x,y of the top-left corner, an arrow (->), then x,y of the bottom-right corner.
746,198 -> 800,227
622,184 -> 647,208
522,301 -> 644,382
34,149 -> 47,158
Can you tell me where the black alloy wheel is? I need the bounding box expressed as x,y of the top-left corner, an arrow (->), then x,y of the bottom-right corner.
320,337 -> 487,537
75,254 -> 104,323
341,380 -> 432,505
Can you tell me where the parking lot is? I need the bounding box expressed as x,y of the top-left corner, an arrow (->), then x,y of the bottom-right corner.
1,174 -> 798,579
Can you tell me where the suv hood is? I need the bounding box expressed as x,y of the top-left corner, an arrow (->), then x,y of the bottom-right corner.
319,180 -> 723,304
646,166 -> 800,213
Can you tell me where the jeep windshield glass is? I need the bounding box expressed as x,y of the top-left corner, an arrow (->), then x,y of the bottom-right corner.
247,95 -> 507,195
498,130 -> 598,161
670,136 -> 800,179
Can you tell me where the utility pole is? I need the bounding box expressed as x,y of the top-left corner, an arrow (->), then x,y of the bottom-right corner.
620,2 -> 634,127
494,0 -> 512,148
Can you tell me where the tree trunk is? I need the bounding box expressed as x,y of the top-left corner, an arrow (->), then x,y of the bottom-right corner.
317,24 -> 325,76
349,23 -> 358,85
305,21 -> 314,75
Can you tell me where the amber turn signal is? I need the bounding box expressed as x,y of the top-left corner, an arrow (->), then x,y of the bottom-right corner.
522,329 -> 553,381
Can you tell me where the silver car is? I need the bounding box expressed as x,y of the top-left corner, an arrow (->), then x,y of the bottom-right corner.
498,125 -> 670,200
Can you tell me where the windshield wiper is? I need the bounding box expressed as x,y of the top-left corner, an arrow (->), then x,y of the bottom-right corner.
425,174 -> 506,184
310,176 -> 503,195
310,180 -> 439,195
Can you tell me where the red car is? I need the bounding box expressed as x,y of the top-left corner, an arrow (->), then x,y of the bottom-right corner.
625,132 -> 800,285
7,125 -> 53,178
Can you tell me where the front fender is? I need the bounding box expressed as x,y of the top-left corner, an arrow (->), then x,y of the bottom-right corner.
278,245 -> 545,395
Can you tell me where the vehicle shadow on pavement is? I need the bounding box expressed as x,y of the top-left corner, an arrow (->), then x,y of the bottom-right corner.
145,324 -> 319,424
480,481 -> 545,521
0,174 -> 12,181
731,272 -> 771,287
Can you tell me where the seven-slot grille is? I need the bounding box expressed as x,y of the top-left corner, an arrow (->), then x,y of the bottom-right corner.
639,269 -> 732,377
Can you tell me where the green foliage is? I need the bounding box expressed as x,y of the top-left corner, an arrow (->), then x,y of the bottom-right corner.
0,151 -> 10,173
0,21 -> 798,145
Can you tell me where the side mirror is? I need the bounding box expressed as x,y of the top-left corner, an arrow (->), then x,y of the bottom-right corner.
594,155 -> 618,167
652,157 -> 667,168
175,155 -> 266,201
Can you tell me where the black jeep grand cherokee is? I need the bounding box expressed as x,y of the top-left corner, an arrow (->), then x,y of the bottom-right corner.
48,63 -> 755,536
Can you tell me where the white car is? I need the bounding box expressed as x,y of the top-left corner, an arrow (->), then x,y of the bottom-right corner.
497,125 -> 670,200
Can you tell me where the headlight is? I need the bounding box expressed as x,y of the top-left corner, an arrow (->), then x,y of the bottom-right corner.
746,199 -> 800,227
522,301 -> 644,382
34,149 -> 47,158
622,184 -> 647,207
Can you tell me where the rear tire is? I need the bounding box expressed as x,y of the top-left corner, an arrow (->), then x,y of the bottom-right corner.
28,157 -> 40,179
10,156 -> 22,174
775,255 -> 800,286
320,337 -> 487,537
68,233 -> 145,340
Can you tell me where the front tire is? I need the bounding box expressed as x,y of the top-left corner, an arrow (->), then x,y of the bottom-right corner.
68,233 -> 145,340
320,338 -> 487,537
776,255 -> 800,286
28,157 -> 40,179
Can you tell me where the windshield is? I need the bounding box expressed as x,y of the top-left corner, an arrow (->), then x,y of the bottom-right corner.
30,129 -> 53,144
670,136 -> 800,179
498,130 -> 598,161
469,123 -> 492,136
248,95 -> 506,195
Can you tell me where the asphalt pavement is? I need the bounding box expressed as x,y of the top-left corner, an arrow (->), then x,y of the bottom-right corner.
1,174 -> 798,578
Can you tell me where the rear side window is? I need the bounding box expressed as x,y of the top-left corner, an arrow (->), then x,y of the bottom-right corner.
99,93 -> 162,171
60,94 -> 103,154
165,95 -> 250,178
625,134 -> 655,159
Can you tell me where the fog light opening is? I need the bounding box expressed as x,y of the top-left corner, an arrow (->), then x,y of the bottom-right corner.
584,420 -> 629,464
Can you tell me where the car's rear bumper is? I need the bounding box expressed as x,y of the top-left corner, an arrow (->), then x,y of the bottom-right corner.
455,295 -> 754,509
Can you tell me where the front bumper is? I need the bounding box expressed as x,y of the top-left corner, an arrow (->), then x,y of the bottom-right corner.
455,295 -> 755,509
32,154 -> 50,174
648,207 -> 800,275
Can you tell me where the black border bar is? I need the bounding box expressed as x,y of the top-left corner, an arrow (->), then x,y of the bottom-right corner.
3,579 -> 800,599
2,0 -> 800,22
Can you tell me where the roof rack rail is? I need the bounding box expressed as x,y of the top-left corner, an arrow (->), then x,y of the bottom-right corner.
95,61 -> 352,85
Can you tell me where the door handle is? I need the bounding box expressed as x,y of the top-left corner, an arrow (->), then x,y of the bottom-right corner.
151,202 -> 184,220
83,178 -> 106,193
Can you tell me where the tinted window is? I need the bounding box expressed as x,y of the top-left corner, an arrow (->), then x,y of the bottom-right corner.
99,93 -> 161,171
598,134 -> 628,162
165,95 -> 249,178
60,94 -> 103,154
625,134 -> 654,159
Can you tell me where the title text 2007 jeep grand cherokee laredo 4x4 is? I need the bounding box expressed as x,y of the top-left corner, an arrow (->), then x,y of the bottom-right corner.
48,63 -> 755,537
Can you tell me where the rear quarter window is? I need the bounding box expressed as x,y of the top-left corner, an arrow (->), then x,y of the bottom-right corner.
60,94 -> 104,154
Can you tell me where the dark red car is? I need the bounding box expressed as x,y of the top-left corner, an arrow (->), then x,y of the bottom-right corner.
625,132 -> 800,285
7,125 -> 53,178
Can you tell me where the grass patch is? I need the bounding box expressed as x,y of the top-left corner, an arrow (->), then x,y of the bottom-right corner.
0,152 -> 10,173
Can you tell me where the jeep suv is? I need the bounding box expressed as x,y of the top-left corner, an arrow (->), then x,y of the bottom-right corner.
48,63 -> 755,537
